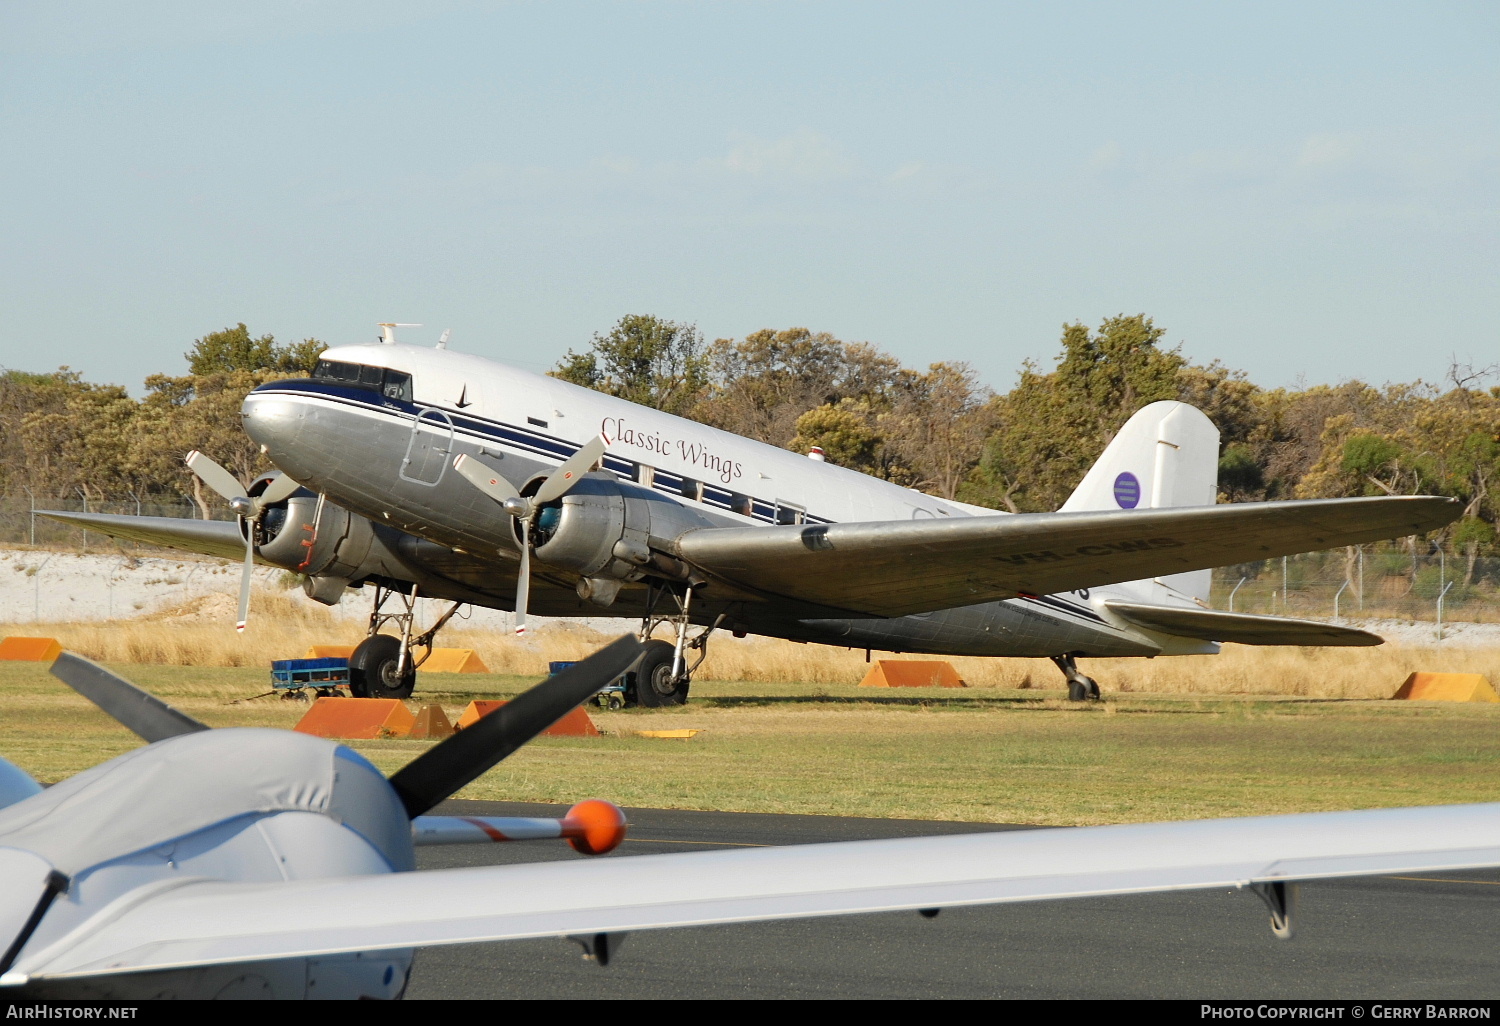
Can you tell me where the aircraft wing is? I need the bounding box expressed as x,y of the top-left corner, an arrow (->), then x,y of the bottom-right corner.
10,801 -> 1500,980
673,496 -> 1459,617
36,511 -> 250,564
1103,602 -> 1382,647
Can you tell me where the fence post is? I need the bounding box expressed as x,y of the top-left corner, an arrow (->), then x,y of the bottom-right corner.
1228,576 -> 1247,612
1334,580 -> 1349,622
1437,580 -> 1454,641
21,486 -> 36,546
1357,546 -> 1363,610
1282,556 -> 1288,612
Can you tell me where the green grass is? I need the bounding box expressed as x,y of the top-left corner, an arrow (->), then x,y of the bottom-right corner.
4,662 -> 1500,826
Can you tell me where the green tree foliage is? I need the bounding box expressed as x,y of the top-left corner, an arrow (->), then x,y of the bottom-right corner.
976,314 -> 1184,512
186,323 -> 325,376
550,315 -> 708,416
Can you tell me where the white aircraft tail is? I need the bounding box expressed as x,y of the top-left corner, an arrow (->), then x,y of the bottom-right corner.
1060,401 -> 1221,604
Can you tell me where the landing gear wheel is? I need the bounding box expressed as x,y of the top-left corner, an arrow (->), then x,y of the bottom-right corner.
1087,678 -> 1101,701
349,634 -> 416,700
630,639 -> 690,707
1067,679 -> 1090,702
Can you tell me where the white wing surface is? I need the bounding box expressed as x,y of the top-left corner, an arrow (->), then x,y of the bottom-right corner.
13,802 -> 1500,980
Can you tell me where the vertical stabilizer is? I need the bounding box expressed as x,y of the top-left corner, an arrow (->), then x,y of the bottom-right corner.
1059,401 -> 1220,603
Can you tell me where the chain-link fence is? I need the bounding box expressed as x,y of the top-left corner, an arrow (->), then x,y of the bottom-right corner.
2,494 -> 1495,623
1210,548 -> 1500,624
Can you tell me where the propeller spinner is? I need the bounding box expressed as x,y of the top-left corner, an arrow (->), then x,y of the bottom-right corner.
184,451 -> 302,632
453,433 -> 609,636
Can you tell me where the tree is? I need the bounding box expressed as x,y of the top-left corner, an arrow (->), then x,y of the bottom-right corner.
880,362 -> 996,499
186,323 -> 324,376
790,402 -> 884,473
977,315 -> 1184,511
550,315 -> 709,416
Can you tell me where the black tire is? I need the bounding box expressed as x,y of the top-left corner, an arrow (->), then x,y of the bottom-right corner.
631,639 -> 690,707
349,634 -> 416,700
1067,679 -> 1091,702
1086,677 -> 1101,701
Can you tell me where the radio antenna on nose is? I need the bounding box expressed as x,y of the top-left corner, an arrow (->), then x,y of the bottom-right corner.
378,322 -> 422,345
437,329 -> 451,349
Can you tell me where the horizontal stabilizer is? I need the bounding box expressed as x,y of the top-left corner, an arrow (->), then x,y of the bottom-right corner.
1103,602 -> 1382,647
674,495 -> 1460,618
36,511 -> 249,563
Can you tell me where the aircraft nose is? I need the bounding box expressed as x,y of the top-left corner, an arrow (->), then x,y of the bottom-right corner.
241,388 -> 305,457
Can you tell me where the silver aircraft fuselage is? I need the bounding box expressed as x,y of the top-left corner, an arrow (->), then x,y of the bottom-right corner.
241,342 -> 1205,659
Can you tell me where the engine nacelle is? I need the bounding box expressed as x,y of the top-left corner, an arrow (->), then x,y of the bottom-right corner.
250,474 -> 408,604
532,473 -> 716,591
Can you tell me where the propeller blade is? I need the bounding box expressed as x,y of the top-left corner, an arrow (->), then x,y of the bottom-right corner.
514,518 -> 530,636
235,530 -> 254,632
387,635 -> 642,818
453,453 -> 521,505
185,450 -> 248,504
254,472 -> 302,510
533,434 -> 608,506
50,652 -> 209,743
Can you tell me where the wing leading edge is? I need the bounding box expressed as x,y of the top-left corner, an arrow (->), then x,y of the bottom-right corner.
673,496 -> 1460,617
11,801 -> 1500,981
36,512 -> 249,564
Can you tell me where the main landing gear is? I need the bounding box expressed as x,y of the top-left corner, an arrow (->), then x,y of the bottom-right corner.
630,582 -> 724,707
349,583 -> 465,700
1051,654 -> 1101,702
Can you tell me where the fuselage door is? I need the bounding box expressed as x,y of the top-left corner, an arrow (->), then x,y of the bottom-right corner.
401,408 -> 454,486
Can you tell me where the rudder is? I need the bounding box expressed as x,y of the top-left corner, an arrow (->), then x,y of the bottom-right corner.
1060,401 -> 1220,602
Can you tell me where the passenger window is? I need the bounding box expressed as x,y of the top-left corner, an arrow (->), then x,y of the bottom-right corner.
775,501 -> 805,526
381,370 -> 412,401
729,493 -> 752,516
680,478 -> 702,501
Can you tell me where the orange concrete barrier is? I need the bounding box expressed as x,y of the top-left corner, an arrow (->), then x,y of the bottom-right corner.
420,648 -> 490,673
456,699 -> 599,737
294,698 -> 416,739
1392,673 -> 1499,702
303,645 -> 355,660
409,703 -> 455,739
0,637 -> 62,662
859,660 -> 967,688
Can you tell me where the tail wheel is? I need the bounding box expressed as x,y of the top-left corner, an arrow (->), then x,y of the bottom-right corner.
630,639 -> 690,707
349,634 -> 416,700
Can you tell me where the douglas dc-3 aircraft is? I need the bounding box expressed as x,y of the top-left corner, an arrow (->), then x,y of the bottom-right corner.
6,644 -> 1500,1000
46,325 -> 1460,703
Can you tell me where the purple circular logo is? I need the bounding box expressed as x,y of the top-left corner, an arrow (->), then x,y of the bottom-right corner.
1113,472 -> 1141,509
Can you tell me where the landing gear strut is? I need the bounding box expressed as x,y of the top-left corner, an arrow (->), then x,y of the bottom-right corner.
1051,654 -> 1101,702
349,583 -> 465,700
631,582 -> 724,707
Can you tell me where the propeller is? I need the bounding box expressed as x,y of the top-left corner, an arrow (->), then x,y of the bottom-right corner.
387,634 -> 642,817
50,652 -> 210,742
184,451 -> 302,632
454,433 -> 608,636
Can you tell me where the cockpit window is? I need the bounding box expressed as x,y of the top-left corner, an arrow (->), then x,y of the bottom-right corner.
313,360 -> 412,402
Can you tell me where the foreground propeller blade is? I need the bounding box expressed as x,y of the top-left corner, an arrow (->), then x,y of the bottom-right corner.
533,433 -> 608,506
50,652 -> 209,743
387,635 -> 642,818
254,472 -> 302,510
514,518 -> 530,636
453,454 -> 521,505
235,529 -> 254,632
185,450 -> 248,503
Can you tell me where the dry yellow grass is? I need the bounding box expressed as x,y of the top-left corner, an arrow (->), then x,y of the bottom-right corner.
3,589 -> 1498,699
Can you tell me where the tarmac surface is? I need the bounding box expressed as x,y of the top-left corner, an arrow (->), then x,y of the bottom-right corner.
408,799 -> 1500,1000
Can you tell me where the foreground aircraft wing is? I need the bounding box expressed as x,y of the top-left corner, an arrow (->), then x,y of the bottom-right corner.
36,511 -> 249,564
10,801 -> 1500,980
673,496 -> 1459,617
1103,602 -> 1382,647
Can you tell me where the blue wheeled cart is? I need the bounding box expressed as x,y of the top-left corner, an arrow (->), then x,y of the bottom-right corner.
270,657 -> 351,700
550,661 -> 629,710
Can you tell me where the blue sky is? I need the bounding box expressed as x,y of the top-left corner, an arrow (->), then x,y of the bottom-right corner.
2,1 -> 1496,393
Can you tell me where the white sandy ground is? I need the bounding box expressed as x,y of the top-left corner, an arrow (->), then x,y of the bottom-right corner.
0,546 -> 1495,648
0,547 -> 613,635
